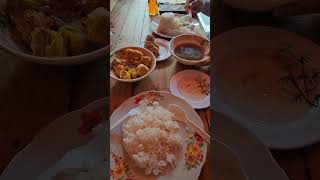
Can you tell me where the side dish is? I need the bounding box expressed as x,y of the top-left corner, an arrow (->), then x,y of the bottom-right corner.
111,48 -> 152,80
144,35 -> 160,58
4,0 -> 109,57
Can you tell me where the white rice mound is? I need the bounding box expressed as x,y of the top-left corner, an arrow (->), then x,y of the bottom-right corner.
157,12 -> 193,36
158,13 -> 179,32
122,102 -> 182,176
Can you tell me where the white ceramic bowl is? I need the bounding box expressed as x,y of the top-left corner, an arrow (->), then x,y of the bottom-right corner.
110,46 -> 156,83
223,0 -> 296,12
169,34 -> 210,66
0,1 -> 108,66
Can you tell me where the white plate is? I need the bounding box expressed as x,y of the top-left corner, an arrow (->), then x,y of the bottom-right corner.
36,130 -> 106,180
213,26 -> 320,149
213,111 -> 289,180
151,14 -> 199,39
170,70 -> 210,109
213,139 -> 249,180
155,38 -> 171,61
110,91 -> 208,180
0,98 -> 107,180
222,0 -> 296,12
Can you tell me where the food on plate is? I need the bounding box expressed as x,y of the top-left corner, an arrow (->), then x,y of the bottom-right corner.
141,55 -> 152,67
85,7 -> 109,46
30,27 -> 67,57
126,48 -> 144,64
137,64 -> 150,76
122,102 -> 182,176
144,35 -> 160,57
5,0 -> 109,57
112,48 -> 152,79
157,12 -> 193,37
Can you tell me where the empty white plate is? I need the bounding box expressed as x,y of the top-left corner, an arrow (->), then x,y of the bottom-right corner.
170,70 -> 210,109
213,26 -> 320,149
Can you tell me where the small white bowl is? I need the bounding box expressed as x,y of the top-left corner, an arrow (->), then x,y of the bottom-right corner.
169,34 -> 210,66
110,46 -> 156,83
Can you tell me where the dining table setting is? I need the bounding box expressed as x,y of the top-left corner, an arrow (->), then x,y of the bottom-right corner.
110,0 -> 211,179
2,0 -> 320,179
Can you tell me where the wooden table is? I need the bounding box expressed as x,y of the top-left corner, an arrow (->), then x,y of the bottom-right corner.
213,0 -> 320,180
0,31 -> 107,174
110,0 -> 211,179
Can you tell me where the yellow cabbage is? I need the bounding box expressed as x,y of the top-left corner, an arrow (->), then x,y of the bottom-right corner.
59,26 -> 88,55
85,7 -> 108,46
31,27 -> 67,57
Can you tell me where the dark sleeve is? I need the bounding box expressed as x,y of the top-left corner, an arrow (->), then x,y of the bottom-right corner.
202,0 -> 210,16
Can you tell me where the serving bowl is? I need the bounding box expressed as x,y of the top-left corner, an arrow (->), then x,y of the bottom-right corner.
0,0 -> 109,66
110,46 -> 156,83
169,34 -> 210,66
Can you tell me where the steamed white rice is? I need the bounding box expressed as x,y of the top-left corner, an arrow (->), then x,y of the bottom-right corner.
157,12 -> 193,36
122,102 -> 182,176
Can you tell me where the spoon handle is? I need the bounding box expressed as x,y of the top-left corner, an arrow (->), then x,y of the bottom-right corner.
186,118 -> 211,144
168,104 -> 210,143
110,114 -> 128,131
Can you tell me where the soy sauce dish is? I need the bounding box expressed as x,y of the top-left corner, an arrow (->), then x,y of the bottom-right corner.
169,34 -> 210,65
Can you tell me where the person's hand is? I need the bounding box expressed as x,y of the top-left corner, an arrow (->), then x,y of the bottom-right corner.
185,0 -> 204,16
273,0 -> 320,16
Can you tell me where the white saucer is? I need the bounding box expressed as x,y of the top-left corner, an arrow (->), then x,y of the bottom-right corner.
155,38 -> 171,61
170,70 -> 210,109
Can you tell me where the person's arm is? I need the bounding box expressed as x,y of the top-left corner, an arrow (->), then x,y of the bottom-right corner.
202,0 -> 210,16
185,0 -> 210,16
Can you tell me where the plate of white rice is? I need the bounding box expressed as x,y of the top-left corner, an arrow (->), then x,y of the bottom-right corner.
151,13 -> 204,39
110,91 -> 208,180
